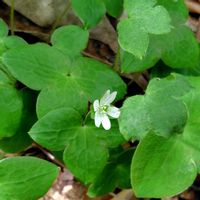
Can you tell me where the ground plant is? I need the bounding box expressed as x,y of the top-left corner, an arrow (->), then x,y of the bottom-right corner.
0,0 -> 200,199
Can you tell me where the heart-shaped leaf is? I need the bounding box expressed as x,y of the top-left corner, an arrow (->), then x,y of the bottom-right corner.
0,156 -> 59,200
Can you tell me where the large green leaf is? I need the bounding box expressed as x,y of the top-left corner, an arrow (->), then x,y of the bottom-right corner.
2,43 -> 70,90
29,108 -> 124,183
51,25 -> 89,58
37,57 -> 126,118
119,74 -> 191,140
118,0 -> 171,58
71,0 -> 106,28
131,76 -> 200,198
131,134 -> 197,198
0,89 -> 37,153
0,156 -> 59,200
88,148 -> 133,197
0,71 -> 23,138
121,0 -> 199,72
3,44 -> 126,118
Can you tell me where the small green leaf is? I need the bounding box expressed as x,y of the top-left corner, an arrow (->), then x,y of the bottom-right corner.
160,25 -> 199,68
88,148 -> 134,197
3,36 -> 27,50
0,89 -> 37,153
118,0 -> 171,58
0,71 -> 23,138
119,74 -> 191,140
103,0 -> 123,17
0,156 -> 59,200
120,37 -> 159,73
0,19 -> 8,37
51,25 -> 89,58
71,0 -> 106,28
118,19 -> 149,59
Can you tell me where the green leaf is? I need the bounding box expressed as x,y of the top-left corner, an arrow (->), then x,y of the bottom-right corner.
3,45 -> 126,115
0,89 -> 37,153
131,76 -> 200,198
118,19 -> 149,59
29,108 -> 124,183
119,74 -> 191,140
71,0 -> 106,28
2,43 -> 70,90
131,134 -> 197,198
120,0 -> 199,72
2,36 -> 27,50
118,0 -> 171,58
29,108 -> 83,151
36,78 -> 88,118
36,57 -> 126,118
88,148 -> 134,197
0,71 -> 23,138
0,19 -> 8,37
0,156 -> 59,200
160,25 -> 199,68
51,25 -> 89,58
103,0 -> 123,17
120,38 -> 159,73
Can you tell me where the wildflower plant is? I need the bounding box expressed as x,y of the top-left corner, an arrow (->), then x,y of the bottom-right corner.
0,0 -> 200,199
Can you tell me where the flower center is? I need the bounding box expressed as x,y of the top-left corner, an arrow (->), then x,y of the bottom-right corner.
100,105 -> 108,113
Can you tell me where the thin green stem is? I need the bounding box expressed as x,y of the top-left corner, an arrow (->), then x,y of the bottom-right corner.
113,47 -> 120,72
0,64 -> 16,84
50,0 -> 71,38
10,0 -> 15,35
82,111 -> 91,126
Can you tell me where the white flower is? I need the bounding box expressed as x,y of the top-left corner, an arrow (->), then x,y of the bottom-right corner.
93,90 -> 120,130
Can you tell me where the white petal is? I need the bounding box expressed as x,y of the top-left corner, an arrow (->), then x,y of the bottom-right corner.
102,115 -> 111,130
107,106 -> 120,118
100,90 -> 117,105
93,100 -> 99,112
99,90 -> 110,105
94,111 -> 102,127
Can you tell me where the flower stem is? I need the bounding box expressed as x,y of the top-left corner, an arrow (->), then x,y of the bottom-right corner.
49,0 -> 71,38
82,111 -> 91,126
113,47 -> 121,72
10,0 -> 15,35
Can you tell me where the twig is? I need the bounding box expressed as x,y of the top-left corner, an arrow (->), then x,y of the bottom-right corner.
32,143 -> 66,169
49,0 -> 71,39
113,47 -> 121,72
10,0 -> 15,35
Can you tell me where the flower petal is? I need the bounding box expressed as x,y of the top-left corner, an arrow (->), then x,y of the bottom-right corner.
107,106 -> 120,118
93,100 -> 99,112
100,90 -> 117,105
102,114 -> 111,130
94,111 -> 102,127
99,90 -> 110,105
